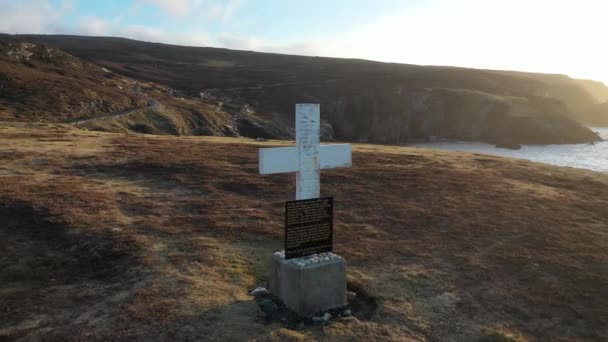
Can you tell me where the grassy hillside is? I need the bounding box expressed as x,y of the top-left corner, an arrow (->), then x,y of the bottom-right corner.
8,34 -> 607,145
1,122 -> 606,341
0,40 -> 148,122
0,38 -> 281,138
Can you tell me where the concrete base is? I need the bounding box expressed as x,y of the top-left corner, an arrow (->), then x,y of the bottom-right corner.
270,251 -> 347,316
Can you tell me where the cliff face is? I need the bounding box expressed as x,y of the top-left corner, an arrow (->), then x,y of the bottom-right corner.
585,101 -> 608,126
575,79 -> 608,103
2,34 -> 607,144
323,89 -> 599,144
231,78 -> 601,144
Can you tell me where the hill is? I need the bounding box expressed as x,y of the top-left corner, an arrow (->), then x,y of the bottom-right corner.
1,122 -> 607,341
2,34 -> 607,145
0,39 -> 148,122
0,38 -> 273,137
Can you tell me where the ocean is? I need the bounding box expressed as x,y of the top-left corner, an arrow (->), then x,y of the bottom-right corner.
410,127 -> 608,173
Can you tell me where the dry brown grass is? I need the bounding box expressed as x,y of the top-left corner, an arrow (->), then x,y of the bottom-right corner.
1,122 -> 607,341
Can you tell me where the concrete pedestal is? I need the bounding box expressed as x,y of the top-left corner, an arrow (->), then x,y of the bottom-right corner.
270,251 -> 347,316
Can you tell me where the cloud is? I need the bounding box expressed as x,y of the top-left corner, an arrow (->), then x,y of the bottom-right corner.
138,0 -> 191,17
292,0 -> 608,82
205,0 -> 241,20
70,16 -> 212,47
138,0 -> 242,19
1,0 -> 606,83
0,0 -> 71,34
118,25 -> 167,43
214,34 -> 262,51
0,1 -> 306,56
77,16 -> 108,36
0,0 -> 219,48
0,0 -> 243,49
119,26 -> 212,47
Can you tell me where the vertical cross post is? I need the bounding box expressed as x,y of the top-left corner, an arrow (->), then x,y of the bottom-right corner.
295,104 -> 320,200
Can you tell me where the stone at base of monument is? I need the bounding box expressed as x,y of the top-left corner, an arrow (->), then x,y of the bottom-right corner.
271,251 -> 347,316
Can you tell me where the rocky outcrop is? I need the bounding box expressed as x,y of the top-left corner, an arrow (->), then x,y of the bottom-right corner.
255,87 -> 601,145
326,88 -> 602,145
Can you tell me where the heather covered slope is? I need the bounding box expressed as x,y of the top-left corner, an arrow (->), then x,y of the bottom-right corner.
0,38 -> 271,137
10,34 -> 608,145
1,123 -> 606,341
0,40 -> 149,122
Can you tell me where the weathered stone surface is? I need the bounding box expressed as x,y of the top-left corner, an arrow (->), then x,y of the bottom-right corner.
271,252 -> 347,316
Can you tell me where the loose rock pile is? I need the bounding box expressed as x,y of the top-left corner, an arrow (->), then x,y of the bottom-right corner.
272,251 -> 343,267
249,285 -> 353,330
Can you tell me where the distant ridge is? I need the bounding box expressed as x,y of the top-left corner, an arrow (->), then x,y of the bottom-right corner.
1,33 -> 607,143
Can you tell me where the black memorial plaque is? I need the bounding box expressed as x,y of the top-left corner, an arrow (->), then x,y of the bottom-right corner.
284,197 -> 334,259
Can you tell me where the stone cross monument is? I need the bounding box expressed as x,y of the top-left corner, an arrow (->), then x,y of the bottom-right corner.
259,103 -> 352,199
259,103 -> 352,316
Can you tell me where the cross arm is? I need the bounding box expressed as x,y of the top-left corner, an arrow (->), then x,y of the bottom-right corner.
319,144 -> 352,169
259,146 -> 298,174
259,144 -> 352,175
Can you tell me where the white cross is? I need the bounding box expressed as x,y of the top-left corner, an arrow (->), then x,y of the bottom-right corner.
259,103 -> 352,200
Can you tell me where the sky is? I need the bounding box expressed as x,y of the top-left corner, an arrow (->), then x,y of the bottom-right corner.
1,0 -> 607,84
